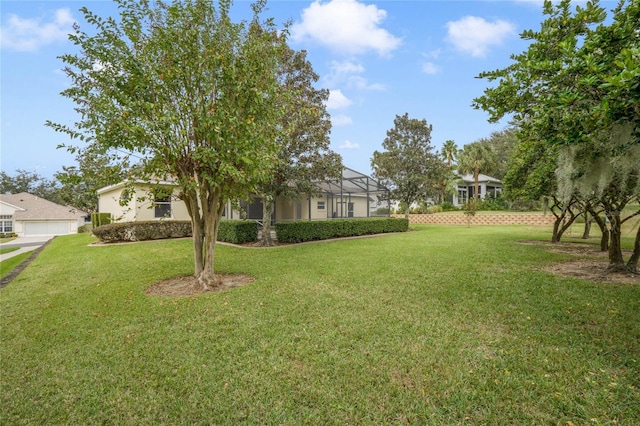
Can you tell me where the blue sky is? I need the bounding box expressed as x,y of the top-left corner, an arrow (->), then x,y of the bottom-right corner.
1,0 -> 574,179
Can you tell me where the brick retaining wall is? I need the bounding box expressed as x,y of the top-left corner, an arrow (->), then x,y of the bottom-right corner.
393,213 -> 556,226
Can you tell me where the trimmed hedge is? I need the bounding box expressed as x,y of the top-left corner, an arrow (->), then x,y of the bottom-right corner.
92,220 -> 258,244
91,212 -> 111,228
275,218 -> 409,244
217,220 -> 258,244
92,221 -> 192,243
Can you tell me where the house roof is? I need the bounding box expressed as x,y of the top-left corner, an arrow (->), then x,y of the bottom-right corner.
0,193 -> 87,220
455,172 -> 502,185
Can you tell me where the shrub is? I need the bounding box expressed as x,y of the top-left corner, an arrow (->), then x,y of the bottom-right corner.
92,220 -> 192,243
77,224 -> 92,233
0,232 -> 17,239
477,194 -> 506,211
275,218 -> 408,244
92,220 -> 257,244
440,201 -> 459,211
217,220 -> 258,244
426,205 -> 443,214
91,213 -> 112,228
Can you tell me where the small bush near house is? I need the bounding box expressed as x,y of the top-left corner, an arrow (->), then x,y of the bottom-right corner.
0,233 -> 18,239
440,201 -> 459,211
217,220 -> 258,244
477,194 -> 507,211
92,220 -> 257,244
93,221 -> 192,243
276,218 -> 408,243
77,224 -> 92,233
426,205 -> 443,214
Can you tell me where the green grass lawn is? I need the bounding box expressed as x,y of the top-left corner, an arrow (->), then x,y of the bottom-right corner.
0,251 -> 33,280
1,226 -> 638,424
0,247 -> 19,255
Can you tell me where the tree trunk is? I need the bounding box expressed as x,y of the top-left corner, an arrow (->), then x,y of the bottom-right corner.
258,195 -> 275,247
587,207 -> 609,252
626,224 -> 640,273
605,208 -> 627,272
581,212 -> 591,239
195,187 -> 224,289
183,191 -> 204,276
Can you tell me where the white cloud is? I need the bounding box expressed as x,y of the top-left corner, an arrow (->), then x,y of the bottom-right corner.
331,114 -> 353,126
422,62 -> 440,75
326,89 -> 352,110
291,0 -> 401,56
340,140 -> 360,150
446,16 -> 516,58
325,60 -> 385,91
0,8 -> 74,52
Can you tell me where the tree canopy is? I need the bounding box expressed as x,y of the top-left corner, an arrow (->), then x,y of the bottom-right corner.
47,0 -> 293,288
371,113 -> 445,219
255,44 -> 341,246
474,0 -> 640,272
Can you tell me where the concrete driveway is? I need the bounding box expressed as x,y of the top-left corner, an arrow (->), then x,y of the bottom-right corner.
0,236 -> 53,262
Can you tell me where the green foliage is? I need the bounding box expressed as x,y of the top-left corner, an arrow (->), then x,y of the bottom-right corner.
371,113 -> 447,215
55,144 -> 128,213
426,205 -> 443,214
457,141 -> 497,199
275,218 -> 408,243
93,221 -> 192,243
92,220 -> 256,244
46,0 -> 296,283
0,169 -> 64,204
477,193 -> 507,211
217,220 -> 258,244
77,224 -> 92,233
439,201 -> 459,212
90,212 -> 111,228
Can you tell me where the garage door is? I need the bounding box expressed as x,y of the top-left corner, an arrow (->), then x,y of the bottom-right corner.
24,221 -> 70,236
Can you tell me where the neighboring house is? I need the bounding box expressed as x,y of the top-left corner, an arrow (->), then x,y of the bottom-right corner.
96,167 -> 390,224
451,172 -> 502,207
0,192 -> 89,237
389,171 -> 503,211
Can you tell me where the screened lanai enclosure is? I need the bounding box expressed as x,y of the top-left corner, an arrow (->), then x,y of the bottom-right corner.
232,167 -> 391,223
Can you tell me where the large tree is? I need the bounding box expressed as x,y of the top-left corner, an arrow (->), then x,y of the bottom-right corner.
371,113 -> 445,219
255,45 -> 341,247
474,0 -> 640,273
47,0 -> 290,289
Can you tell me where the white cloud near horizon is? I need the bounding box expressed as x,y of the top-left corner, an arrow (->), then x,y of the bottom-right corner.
340,140 -> 360,150
291,0 -> 401,56
0,8 -> 74,52
326,89 -> 352,110
445,16 -> 516,58
331,114 -> 353,126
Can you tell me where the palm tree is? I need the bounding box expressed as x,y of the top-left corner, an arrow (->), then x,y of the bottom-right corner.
441,140 -> 457,168
457,142 -> 496,201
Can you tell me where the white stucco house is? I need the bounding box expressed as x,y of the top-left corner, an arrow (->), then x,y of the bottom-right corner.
96,167 -> 390,224
0,192 -> 88,237
451,172 -> 503,207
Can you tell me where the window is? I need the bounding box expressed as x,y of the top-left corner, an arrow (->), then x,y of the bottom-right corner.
153,192 -> 172,218
0,215 -> 13,233
317,201 -> 325,210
